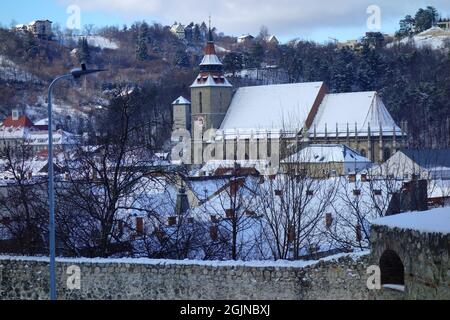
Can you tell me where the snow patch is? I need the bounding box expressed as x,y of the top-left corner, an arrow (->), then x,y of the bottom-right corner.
389,27 -> 450,50
0,250 -> 369,268
372,207 -> 450,234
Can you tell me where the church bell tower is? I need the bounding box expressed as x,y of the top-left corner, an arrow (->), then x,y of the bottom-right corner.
190,28 -> 233,133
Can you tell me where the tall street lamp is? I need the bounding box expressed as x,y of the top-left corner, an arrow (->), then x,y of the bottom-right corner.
47,63 -> 105,300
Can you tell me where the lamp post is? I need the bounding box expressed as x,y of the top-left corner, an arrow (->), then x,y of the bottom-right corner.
47,64 -> 105,300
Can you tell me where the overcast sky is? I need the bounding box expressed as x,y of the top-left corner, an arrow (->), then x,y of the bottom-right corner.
2,0 -> 450,42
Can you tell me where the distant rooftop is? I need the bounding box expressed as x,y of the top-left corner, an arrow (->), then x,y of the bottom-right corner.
400,148 -> 450,169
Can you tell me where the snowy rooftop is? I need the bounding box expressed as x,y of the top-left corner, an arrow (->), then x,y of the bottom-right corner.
172,96 -> 191,105
310,92 -> 402,137
372,207 -> 450,234
191,75 -> 232,88
220,82 -> 324,131
282,144 -> 371,163
200,54 -> 223,66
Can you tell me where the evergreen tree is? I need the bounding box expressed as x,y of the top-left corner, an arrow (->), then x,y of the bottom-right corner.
279,46 -> 303,83
24,31 -> 38,59
193,24 -> 201,42
249,42 -> 265,68
397,15 -> 415,38
140,21 -> 151,43
76,37 -> 91,64
136,31 -> 148,61
174,48 -> 190,68
223,52 -> 243,76
331,48 -> 355,92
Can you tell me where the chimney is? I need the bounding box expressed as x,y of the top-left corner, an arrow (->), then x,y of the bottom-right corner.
136,217 -> 144,235
168,216 -> 177,227
356,224 -> 362,242
326,213 -> 333,229
12,109 -> 21,121
210,225 -> 218,241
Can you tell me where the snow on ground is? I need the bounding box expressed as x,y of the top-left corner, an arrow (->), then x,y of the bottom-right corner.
0,250 -> 369,268
215,45 -> 230,53
388,27 -> 450,50
0,55 -> 40,82
63,35 -> 119,50
85,35 -> 119,50
372,207 -> 450,234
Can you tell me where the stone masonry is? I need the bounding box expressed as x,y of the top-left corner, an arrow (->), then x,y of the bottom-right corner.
0,254 -> 370,300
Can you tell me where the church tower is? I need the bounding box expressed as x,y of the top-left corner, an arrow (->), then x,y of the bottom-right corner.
190,29 -> 233,133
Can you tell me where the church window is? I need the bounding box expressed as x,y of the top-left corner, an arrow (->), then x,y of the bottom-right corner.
199,92 -> 203,113
383,148 -> 391,161
360,149 -> 367,157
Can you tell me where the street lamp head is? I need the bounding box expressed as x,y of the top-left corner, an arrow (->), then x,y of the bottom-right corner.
70,63 -> 107,79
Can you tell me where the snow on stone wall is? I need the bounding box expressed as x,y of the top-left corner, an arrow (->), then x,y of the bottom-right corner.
0,253 -> 370,300
370,222 -> 450,300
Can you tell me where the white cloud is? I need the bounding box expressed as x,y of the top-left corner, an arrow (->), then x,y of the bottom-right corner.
57,0 -> 450,38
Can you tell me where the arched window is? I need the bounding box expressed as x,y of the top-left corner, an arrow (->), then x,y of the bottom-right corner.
380,250 -> 405,290
360,149 -> 367,157
383,148 -> 391,161
199,92 -> 203,114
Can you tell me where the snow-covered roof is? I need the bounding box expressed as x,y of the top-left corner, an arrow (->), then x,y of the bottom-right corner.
309,92 -> 402,137
199,159 -> 272,176
27,130 -> 77,145
172,96 -> 191,105
220,82 -> 324,132
372,207 -> 450,234
170,23 -> 185,33
34,118 -> 49,126
200,54 -> 222,66
265,35 -> 279,43
238,34 -> 254,39
191,75 -> 232,88
282,144 -> 371,163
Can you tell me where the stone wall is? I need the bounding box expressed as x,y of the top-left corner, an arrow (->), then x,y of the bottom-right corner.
370,224 -> 450,300
0,253 -> 370,300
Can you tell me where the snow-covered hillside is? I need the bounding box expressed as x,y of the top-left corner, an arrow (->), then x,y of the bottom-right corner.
0,55 -> 40,82
389,27 -> 450,50
64,35 -> 119,50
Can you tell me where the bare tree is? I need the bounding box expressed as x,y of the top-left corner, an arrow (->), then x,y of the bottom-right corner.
56,86 -> 171,257
259,167 -> 337,260
0,144 -> 48,255
198,166 -> 262,261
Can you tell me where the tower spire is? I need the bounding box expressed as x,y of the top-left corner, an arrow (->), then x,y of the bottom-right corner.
208,15 -> 213,42
190,15 -> 232,88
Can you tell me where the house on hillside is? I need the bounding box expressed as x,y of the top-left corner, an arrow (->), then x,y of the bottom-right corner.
437,18 -> 450,30
237,34 -> 254,44
170,23 -> 186,40
265,35 -> 279,45
14,20 -> 53,40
